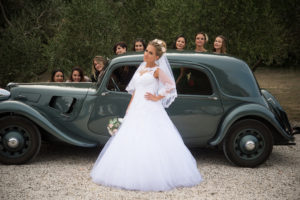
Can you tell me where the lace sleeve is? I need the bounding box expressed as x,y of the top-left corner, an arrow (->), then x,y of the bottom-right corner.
156,55 -> 177,108
125,62 -> 145,94
157,68 -> 176,96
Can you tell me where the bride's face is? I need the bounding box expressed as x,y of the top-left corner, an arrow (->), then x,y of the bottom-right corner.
144,45 -> 159,64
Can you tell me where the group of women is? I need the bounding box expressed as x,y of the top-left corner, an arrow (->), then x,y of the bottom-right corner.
50,58 -> 107,83
50,33 -> 226,83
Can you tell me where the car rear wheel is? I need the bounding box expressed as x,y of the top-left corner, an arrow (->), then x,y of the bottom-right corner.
223,119 -> 273,167
0,116 -> 41,164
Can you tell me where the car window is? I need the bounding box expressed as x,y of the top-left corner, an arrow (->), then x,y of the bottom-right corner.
107,65 -> 138,92
106,64 -> 212,95
49,96 -> 76,113
173,67 -> 213,95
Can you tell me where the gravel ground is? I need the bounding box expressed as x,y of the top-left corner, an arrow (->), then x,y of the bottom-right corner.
1,125 -> 299,200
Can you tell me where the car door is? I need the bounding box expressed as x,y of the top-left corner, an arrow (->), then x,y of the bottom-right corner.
168,64 -> 224,146
88,63 -> 139,136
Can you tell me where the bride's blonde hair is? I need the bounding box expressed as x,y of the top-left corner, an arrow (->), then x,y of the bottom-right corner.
148,39 -> 167,58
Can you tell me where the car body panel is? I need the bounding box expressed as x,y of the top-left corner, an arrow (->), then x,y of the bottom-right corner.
0,52 -> 295,149
0,100 -> 96,147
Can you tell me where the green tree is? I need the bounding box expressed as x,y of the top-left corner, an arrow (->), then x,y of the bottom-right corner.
271,0 -> 300,67
0,0 -> 65,86
44,0 -> 121,75
118,0 -> 287,70
113,0 -> 155,48
0,0 -> 298,87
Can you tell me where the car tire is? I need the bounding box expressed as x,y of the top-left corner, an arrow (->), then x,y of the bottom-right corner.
0,116 -> 41,164
223,119 -> 273,167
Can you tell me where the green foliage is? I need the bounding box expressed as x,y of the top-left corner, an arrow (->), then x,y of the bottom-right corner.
270,0 -> 300,67
44,0 -> 121,75
115,0 -> 155,45
0,0 -> 66,86
208,0 -> 286,66
118,0 -> 288,67
0,0 -> 298,87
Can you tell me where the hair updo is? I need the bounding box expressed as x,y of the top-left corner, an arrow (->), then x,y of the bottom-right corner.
195,32 -> 209,43
148,39 -> 167,58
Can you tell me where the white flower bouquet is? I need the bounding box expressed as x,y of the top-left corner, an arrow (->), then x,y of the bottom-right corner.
107,118 -> 123,136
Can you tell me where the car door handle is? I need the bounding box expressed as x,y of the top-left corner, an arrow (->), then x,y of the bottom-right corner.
208,96 -> 218,100
15,95 -> 27,100
101,92 -> 110,96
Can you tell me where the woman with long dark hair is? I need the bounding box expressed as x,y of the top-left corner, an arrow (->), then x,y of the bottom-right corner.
213,35 -> 227,54
132,38 -> 146,52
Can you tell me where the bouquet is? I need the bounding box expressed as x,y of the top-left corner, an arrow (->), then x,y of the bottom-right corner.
107,118 -> 123,136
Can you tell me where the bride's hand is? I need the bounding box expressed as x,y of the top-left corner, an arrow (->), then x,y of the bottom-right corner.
145,92 -> 163,101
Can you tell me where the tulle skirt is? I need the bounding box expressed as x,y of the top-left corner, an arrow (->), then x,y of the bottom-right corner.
90,100 -> 202,191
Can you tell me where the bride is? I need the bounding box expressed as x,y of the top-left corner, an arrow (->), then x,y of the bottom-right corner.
90,39 -> 202,191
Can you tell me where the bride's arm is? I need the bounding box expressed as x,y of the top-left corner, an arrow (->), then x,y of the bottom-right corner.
145,92 -> 164,101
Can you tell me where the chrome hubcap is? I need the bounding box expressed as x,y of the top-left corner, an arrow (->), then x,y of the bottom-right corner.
7,137 -> 19,148
234,129 -> 266,161
245,140 -> 256,151
2,129 -> 26,153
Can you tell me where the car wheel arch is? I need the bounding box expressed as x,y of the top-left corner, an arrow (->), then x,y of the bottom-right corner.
209,103 -> 290,146
0,101 -> 97,148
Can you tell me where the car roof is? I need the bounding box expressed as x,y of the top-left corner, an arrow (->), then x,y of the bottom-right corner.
110,51 -> 260,97
111,50 -> 248,71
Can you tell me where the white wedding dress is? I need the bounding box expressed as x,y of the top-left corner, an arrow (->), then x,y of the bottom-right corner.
90,65 -> 202,191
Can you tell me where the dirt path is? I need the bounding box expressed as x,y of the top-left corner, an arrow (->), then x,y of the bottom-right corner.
1,133 -> 299,200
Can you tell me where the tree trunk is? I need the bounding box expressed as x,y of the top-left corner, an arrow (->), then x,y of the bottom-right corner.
251,59 -> 263,72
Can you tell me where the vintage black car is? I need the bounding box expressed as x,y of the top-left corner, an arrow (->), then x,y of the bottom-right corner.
0,51 -> 298,167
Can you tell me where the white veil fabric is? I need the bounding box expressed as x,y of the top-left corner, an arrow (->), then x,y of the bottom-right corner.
126,54 -> 177,108
155,54 -> 177,108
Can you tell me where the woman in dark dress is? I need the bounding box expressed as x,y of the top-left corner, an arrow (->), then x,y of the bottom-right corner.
113,41 -> 136,90
172,35 -> 187,93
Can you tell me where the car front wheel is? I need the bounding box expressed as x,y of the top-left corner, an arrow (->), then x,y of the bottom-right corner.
223,119 -> 273,167
0,116 -> 41,164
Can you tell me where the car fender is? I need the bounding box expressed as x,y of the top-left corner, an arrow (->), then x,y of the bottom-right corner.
0,100 -> 96,147
209,103 -> 293,146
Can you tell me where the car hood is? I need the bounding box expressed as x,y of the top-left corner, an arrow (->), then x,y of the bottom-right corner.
7,82 -> 96,101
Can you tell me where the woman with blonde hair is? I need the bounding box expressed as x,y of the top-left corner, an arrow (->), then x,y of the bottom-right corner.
91,39 -> 202,191
91,56 -> 107,82
195,32 -> 208,52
